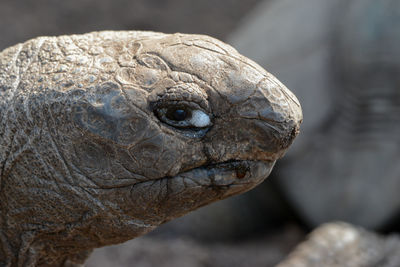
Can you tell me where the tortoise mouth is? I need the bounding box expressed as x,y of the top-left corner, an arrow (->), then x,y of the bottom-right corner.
171,160 -> 276,190
118,160 -> 277,228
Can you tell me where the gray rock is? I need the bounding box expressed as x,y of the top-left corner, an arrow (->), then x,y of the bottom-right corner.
278,222 -> 400,267
228,0 -> 400,229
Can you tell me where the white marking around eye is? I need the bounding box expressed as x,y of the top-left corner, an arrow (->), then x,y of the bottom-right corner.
190,110 -> 211,127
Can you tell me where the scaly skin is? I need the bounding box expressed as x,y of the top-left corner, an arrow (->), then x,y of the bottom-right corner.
0,31 -> 302,266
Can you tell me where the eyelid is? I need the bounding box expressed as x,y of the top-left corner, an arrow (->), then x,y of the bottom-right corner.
159,83 -> 210,112
156,100 -> 203,111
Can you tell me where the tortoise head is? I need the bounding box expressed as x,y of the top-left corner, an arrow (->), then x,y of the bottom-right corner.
0,31 -> 301,263
59,33 -> 302,235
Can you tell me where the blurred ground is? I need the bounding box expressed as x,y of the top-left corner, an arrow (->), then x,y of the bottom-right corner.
87,225 -> 304,267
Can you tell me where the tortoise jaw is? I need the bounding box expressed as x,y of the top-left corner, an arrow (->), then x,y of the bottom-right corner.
125,160 -> 276,222
172,160 -> 276,192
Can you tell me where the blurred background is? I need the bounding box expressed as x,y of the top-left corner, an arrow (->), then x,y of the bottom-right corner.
1,0 -> 399,266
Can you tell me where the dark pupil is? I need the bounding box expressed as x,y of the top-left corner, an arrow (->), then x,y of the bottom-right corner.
171,109 -> 187,121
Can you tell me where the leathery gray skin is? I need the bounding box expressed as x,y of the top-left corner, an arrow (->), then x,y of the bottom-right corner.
0,31 -> 302,266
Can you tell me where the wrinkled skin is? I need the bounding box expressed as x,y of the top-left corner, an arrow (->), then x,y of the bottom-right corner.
0,31 -> 302,266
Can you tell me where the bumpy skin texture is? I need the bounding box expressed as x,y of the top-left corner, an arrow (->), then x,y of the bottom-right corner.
0,31 -> 302,266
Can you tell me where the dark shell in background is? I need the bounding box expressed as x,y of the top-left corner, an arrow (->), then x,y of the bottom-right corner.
230,0 -> 400,230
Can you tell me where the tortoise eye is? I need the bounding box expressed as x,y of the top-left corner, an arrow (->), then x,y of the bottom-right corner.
167,108 -> 190,121
155,103 -> 211,130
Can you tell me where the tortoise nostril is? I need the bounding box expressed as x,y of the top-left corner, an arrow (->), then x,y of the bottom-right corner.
291,127 -> 299,140
281,126 -> 300,149
235,164 -> 249,179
